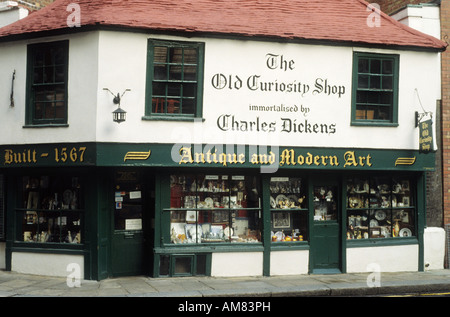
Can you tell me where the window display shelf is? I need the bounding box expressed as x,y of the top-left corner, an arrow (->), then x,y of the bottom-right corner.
169,174 -> 261,245
16,175 -> 84,244
270,177 -> 308,242
346,177 -> 415,240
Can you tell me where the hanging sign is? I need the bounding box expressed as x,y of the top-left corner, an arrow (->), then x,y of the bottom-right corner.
419,119 -> 433,153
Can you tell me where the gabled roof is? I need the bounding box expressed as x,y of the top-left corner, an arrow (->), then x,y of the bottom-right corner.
0,0 -> 446,51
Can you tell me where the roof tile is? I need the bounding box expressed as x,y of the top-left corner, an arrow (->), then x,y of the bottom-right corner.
0,0 -> 446,50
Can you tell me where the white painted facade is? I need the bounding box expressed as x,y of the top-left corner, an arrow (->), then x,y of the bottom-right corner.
0,30 -> 441,150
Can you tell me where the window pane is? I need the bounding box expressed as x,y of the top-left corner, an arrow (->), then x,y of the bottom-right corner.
169,174 -> 261,244
154,46 -> 168,63
169,64 -> 182,80
183,83 -> 196,98
369,75 -> 381,89
33,67 -> 43,84
347,177 -> 415,240
358,58 -> 369,73
168,47 -> 183,64
374,106 -> 390,120
270,177 -> 308,242
356,91 -> 368,104
167,98 -> 180,114
370,59 -> 381,74
184,65 -> 197,81
44,66 -> 55,84
152,97 -> 164,113
19,175 -> 83,243
174,256 -> 192,275
358,75 -> 369,88
152,82 -> 166,96
382,60 -> 393,74
55,102 -> 65,119
168,83 -> 181,97
154,65 -> 167,80
181,98 -> 195,115
382,76 -> 393,89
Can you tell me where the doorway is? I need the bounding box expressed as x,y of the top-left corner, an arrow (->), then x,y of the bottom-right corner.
310,181 -> 341,273
111,171 -> 153,277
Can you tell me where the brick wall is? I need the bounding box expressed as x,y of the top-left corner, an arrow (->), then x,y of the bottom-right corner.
441,0 -> 450,227
371,0 -> 434,14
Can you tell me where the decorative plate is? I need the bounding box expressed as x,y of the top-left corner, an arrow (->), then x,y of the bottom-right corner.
223,227 -> 233,237
276,195 -> 288,204
375,210 -> 386,221
399,228 -> 412,237
205,197 -> 214,208
270,196 -> 276,208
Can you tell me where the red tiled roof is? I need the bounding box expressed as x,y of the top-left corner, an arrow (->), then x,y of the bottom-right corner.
0,0 -> 446,50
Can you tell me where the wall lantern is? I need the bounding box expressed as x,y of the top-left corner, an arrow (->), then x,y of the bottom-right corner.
103,88 -> 130,124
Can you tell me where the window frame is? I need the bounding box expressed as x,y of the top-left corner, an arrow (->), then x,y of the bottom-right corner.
144,39 -> 205,121
25,40 -> 69,127
346,175 -> 416,242
165,173 -> 262,245
351,52 -> 399,127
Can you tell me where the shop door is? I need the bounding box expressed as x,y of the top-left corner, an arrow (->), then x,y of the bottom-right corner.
111,172 -> 146,277
311,183 -> 341,273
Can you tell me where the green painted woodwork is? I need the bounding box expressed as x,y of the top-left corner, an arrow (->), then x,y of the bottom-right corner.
0,142 -> 436,172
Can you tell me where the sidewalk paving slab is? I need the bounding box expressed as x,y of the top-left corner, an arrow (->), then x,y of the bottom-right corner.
0,269 -> 449,297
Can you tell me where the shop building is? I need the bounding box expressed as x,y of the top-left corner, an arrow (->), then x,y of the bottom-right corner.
0,0 -> 446,280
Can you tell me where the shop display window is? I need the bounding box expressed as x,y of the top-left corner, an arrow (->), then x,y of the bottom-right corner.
270,177 -> 308,242
347,177 -> 415,239
17,175 -> 83,244
168,174 -> 261,244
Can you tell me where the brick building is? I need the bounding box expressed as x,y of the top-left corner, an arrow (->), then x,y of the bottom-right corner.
373,0 -> 449,267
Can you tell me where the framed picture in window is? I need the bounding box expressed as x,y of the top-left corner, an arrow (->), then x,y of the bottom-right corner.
272,212 -> 291,229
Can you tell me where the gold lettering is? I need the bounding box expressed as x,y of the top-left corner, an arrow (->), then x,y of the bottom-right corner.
4,149 -> 13,164
179,147 -> 194,164
366,154 -> 372,167
329,156 -> 339,166
343,151 -> 358,167
238,153 -> 245,164
4,149 -> 38,165
250,153 -> 259,164
280,149 -> 296,166
194,152 -> 205,163
305,152 -> 313,166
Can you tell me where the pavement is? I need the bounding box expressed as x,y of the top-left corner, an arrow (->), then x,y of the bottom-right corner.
0,269 -> 450,298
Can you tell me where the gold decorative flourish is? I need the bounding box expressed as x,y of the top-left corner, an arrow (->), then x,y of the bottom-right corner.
395,157 -> 416,166
124,150 -> 151,162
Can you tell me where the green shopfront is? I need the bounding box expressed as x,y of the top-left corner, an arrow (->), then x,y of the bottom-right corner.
0,142 -> 433,279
